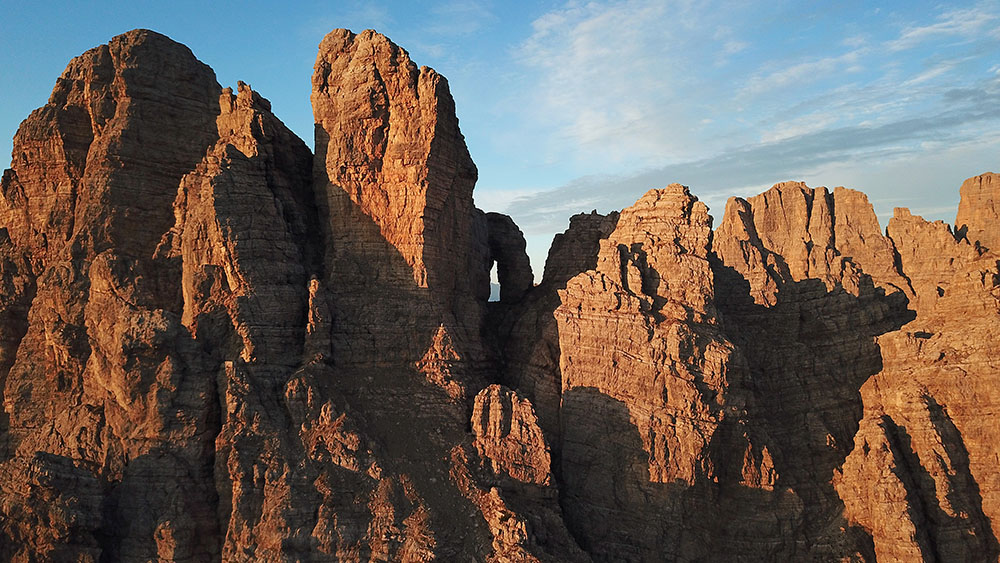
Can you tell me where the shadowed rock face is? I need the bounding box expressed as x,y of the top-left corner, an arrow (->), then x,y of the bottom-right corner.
836,205 -> 1000,562
553,186 -> 761,561
2,28 -> 1000,563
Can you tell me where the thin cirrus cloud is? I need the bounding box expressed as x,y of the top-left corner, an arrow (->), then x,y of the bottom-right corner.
886,5 -> 1000,51
506,94 -> 1000,235
510,0 -> 755,168
741,49 -> 866,97
496,0 -> 1000,244
427,0 -> 496,35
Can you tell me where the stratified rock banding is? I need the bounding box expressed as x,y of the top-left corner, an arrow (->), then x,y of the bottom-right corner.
0,28 -> 998,563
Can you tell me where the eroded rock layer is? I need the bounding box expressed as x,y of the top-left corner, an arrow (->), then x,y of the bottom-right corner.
1,28 -> 999,563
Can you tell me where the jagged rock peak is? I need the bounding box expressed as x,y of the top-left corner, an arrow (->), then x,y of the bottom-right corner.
553,183 -> 754,560
2,25 -> 1000,563
956,171 -> 1000,252
541,209 -> 619,288
0,28 -> 317,562
714,180 -> 908,305
2,28 -> 220,263
484,212 -> 533,303
311,28 -> 482,294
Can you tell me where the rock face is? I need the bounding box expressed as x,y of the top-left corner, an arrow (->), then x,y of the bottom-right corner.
1,28 -> 999,563
0,30 -> 225,561
709,181 -> 1000,561
553,186 -> 760,561
835,205 -> 1000,562
956,172 -> 1000,252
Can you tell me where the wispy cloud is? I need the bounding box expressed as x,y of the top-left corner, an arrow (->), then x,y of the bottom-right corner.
714,26 -> 748,56
513,0 -> 754,167
900,57 -> 966,87
491,0 -> 1000,248
723,40 -> 749,55
428,0 -> 496,36
886,4 -> 1000,51
506,90 -> 1000,233
742,49 -> 865,95
759,111 -> 840,143
842,34 -> 868,48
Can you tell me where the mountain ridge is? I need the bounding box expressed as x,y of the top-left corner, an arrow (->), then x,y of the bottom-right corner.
0,28 -> 998,562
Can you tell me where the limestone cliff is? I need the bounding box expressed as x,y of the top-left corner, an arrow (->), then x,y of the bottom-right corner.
1,28 -> 999,563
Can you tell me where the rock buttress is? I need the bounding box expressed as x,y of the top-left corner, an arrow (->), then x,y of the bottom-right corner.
837,198 -> 1000,562
0,29 -> 322,561
956,171 -> 1000,252
303,28 -> 581,561
0,29 -> 225,561
553,186 -> 769,561
712,178 -> 1000,562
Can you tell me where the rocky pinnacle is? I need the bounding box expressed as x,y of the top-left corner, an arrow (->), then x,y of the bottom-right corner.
0,28 -> 998,563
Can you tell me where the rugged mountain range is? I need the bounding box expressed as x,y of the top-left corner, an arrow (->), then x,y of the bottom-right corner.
0,29 -> 997,562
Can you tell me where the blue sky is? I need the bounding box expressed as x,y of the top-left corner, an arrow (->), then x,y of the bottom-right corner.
2,1 -> 999,277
